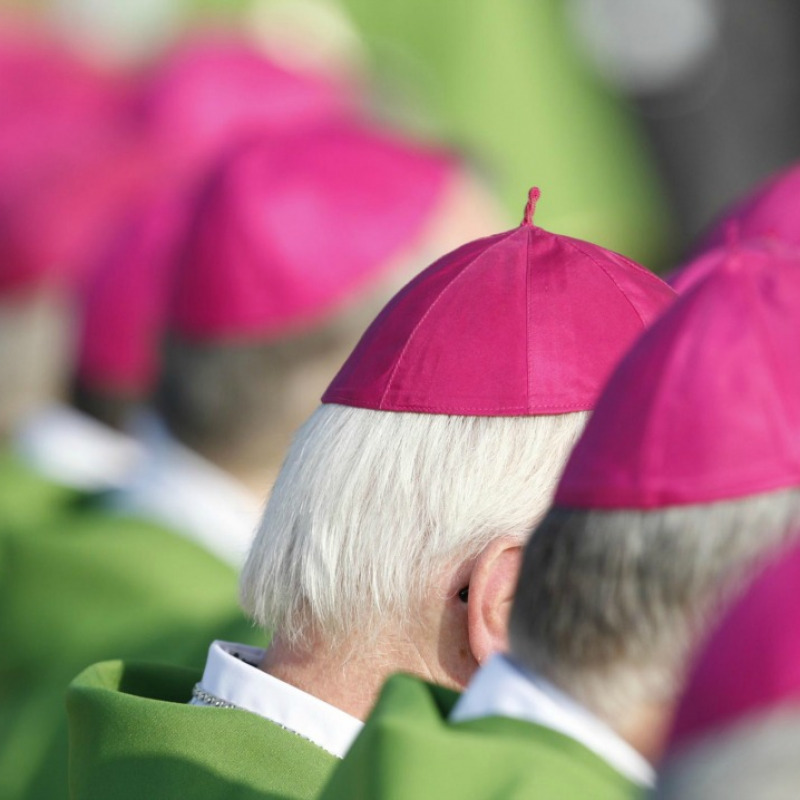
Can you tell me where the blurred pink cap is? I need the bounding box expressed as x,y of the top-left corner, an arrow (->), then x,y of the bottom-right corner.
669,162 -> 800,294
669,539 -> 800,750
0,28 -> 140,292
170,121 -> 455,341
138,35 -> 354,174
701,162 -> 800,253
555,240 -> 800,509
76,188 -> 189,393
323,188 -> 675,415
0,27 -> 127,186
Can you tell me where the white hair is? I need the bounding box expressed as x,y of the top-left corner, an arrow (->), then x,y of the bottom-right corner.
509,490 -> 800,728
656,708 -> 800,800
240,403 -> 588,650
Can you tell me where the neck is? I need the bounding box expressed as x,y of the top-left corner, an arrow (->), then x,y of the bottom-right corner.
615,701 -> 674,765
259,633 -> 440,721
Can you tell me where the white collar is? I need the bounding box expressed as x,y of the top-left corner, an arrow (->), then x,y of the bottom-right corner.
14,403 -> 144,491
451,654 -> 656,788
107,415 -> 264,568
193,640 -> 363,759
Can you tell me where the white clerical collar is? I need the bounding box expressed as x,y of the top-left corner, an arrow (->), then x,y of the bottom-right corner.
15,403 -> 144,491
451,654 -> 656,788
106,415 -> 264,568
192,640 -> 363,759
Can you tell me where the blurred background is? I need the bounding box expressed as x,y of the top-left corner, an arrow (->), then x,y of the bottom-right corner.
3,4 -> 800,798
4,0 -> 800,518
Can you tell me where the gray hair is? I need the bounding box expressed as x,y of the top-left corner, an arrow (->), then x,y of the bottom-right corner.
509,489 -> 800,727
241,403 -> 589,650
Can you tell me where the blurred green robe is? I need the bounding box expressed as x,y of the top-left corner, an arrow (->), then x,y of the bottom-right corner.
341,0 -> 674,267
67,660 -> 337,800
320,674 -> 641,800
0,448 -> 84,531
0,503 -> 265,800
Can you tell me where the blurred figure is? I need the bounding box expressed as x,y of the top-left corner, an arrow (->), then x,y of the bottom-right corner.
503,238 -> 800,783
68,33 -> 356,432
339,0 -> 675,266
106,120 -> 476,555
66,189 -> 673,799
569,0 -> 800,247
656,538 -> 800,799
0,25 -> 144,527
6,118 -> 495,800
14,32 -> 356,494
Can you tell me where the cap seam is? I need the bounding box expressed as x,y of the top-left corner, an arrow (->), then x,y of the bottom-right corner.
562,237 -> 647,328
378,228 -> 521,409
324,395 -> 591,413
525,226 -> 533,412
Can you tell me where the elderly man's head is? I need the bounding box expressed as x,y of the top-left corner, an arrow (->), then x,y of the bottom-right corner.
509,238 -> 800,755
241,189 -> 675,707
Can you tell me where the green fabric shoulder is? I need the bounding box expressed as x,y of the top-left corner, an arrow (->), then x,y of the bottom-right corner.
0,506 -> 266,800
68,660 -> 338,800
321,674 -> 640,800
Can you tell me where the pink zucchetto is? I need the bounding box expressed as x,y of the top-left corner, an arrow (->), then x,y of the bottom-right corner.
669,162 -> 800,294
668,539 -> 800,751
137,35 -> 354,175
0,27 -> 141,292
701,162 -> 800,253
322,188 -> 675,415
170,122 -> 455,341
555,238 -> 800,509
76,188 -> 188,393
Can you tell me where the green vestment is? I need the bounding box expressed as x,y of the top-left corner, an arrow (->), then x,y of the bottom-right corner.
340,0 -> 674,267
0,506 -> 266,800
320,674 -> 642,800
67,660 -> 338,800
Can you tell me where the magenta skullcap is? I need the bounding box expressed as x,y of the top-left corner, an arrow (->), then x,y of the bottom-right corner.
556,239 -> 800,509
0,28 -> 141,293
170,121 -> 454,340
138,35 -> 353,174
666,539 -> 800,753
702,162 -> 800,253
669,162 -> 800,294
322,188 -> 675,415
76,187 -> 189,393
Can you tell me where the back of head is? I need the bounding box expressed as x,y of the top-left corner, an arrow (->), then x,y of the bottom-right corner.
510,239 -> 800,733
242,188 -> 675,654
657,538 -> 800,800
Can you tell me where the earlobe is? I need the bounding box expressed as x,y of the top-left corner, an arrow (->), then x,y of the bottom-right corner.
466,537 -> 523,665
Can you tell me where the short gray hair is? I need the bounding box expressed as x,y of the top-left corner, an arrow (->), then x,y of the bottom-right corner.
509,490 -> 800,727
241,403 -> 589,650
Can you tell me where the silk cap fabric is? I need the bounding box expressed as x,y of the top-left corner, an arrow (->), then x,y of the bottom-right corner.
556,239 -> 800,509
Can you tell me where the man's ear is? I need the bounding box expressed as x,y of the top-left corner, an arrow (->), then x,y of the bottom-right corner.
466,536 -> 523,666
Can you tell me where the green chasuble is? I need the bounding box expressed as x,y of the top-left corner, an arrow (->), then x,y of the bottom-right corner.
340,0 -> 675,268
0,507 -> 266,800
320,674 -> 641,800
67,660 -> 338,800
